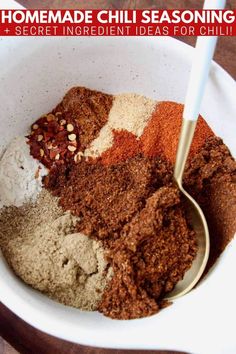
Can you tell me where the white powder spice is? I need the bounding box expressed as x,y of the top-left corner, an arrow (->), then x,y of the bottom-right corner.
85,93 -> 156,158
0,136 -> 47,208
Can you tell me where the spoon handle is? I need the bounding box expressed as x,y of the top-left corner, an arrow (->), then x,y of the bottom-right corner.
174,0 -> 226,182
183,36 -> 217,121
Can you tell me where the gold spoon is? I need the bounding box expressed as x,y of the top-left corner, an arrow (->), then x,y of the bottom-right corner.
166,0 -> 225,300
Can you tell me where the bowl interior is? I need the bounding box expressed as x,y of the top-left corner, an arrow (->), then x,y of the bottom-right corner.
0,36 -> 236,354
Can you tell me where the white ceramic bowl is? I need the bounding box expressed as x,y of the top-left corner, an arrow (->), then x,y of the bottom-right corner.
0,4 -> 236,354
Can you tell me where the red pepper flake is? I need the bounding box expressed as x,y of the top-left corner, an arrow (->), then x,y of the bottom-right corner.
27,112 -> 80,169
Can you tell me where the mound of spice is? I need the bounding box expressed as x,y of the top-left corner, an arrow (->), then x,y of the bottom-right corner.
45,155 -> 197,319
100,130 -> 142,166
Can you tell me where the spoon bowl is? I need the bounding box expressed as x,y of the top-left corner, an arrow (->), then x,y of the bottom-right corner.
166,192 -> 210,300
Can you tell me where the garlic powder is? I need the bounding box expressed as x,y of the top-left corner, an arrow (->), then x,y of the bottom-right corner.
0,136 -> 47,208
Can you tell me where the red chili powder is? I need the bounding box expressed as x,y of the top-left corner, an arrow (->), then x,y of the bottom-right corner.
100,130 -> 141,166
141,102 -> 214,163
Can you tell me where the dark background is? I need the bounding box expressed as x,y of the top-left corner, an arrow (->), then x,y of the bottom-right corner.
1,1 -> 235,353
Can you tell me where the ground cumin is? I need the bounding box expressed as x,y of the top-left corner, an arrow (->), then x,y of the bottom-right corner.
56,87 -> 113,150
45,155 -> 173,243
184,137 -> 236,270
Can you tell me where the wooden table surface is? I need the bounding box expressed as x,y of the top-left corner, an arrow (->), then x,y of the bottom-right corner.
1,1 -> 235,353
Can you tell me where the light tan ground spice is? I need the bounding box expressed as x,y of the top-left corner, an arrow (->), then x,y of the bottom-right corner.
0,190 -> 111,311
85,93 -> 156,158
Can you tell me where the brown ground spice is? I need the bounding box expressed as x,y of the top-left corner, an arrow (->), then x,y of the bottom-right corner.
184,137 -> 236,270
99,186 -> 197,319
56,87 -> 113,150
45,155 -> 173,243
44,155 -> 197,319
